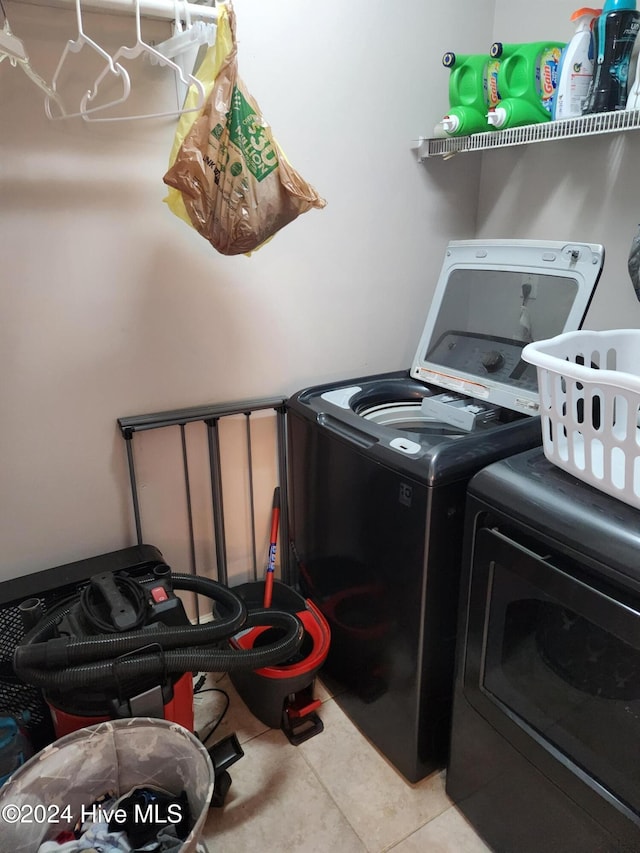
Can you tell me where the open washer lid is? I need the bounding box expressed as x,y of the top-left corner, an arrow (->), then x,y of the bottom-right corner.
410,239 -> 604,416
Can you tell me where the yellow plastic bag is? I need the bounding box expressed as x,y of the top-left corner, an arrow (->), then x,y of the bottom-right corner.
163,3 -> 326,256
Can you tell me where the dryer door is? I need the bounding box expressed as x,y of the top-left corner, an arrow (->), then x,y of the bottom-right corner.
463,526 -> 640,837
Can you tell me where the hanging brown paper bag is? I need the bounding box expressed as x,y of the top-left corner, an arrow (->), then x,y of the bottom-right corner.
163,3 -> 326,256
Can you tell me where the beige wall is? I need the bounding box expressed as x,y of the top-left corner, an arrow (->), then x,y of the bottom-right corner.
0,0 -> 489,582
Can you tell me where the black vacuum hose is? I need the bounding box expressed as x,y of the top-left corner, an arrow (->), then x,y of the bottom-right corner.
15,574 -> 248,670
14,573 -> 304,689
15,609 -> 304,691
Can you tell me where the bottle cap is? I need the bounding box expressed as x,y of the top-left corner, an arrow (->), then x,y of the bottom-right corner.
487,107 -> 507,128
570,7 -> 602,21
602,0 -> 636,12
441,114 -> 461,133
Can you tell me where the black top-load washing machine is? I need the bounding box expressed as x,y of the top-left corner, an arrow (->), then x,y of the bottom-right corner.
286,239 -> 604,782
447,448 -> 640,852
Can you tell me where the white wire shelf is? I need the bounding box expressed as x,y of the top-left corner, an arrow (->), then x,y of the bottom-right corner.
417,108 -> 640,161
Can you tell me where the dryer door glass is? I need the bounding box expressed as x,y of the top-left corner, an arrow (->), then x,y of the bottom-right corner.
464,527 -> 640,823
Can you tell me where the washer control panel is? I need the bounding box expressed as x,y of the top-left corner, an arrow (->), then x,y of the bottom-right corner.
427,332 -> 538,392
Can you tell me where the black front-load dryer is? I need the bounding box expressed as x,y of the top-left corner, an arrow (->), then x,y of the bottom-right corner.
447,447 -> 640,852
286,240 -> 604,782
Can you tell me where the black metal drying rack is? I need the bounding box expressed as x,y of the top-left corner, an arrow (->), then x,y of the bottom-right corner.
117,397 -> 291,589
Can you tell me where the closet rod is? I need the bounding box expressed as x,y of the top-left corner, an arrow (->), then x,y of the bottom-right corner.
20,0 -> 218,23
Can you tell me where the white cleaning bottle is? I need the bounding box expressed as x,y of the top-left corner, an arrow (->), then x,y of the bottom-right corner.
626,41 -> 640,107
553,7 -> 601,119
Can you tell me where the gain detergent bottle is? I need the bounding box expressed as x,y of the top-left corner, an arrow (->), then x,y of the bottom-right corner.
439,51 -> 502,136
487,40 -> 566,129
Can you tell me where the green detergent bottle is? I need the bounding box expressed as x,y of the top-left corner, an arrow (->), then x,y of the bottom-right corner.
487,40 -> 566,129
440,51 -> 502,136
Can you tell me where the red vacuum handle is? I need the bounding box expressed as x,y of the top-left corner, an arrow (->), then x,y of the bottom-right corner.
263,487 -> 280,608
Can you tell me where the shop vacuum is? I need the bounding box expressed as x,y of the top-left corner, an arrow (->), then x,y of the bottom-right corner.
9,545 -> 305,803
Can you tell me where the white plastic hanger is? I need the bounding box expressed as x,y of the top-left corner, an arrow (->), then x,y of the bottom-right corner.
150,0 -> 215,107
44,0 -> 131,120
150,0 -> 216,65
0,0 -> 67,116
80,0 -> 206,122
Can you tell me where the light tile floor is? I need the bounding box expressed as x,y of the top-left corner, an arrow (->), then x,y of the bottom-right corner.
194,674 -> 492,853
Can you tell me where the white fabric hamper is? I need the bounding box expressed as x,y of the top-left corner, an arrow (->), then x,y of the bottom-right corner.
522,328 -> 640,509
0,717 -> 214,853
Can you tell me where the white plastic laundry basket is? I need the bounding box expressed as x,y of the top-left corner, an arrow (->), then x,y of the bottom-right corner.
522,329 -> 640,509
0,717 -> 214,853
